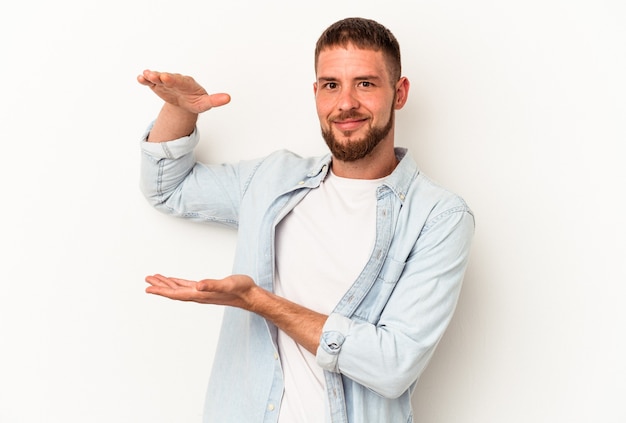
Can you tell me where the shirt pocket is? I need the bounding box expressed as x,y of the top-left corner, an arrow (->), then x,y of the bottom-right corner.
353,256 -> 406,324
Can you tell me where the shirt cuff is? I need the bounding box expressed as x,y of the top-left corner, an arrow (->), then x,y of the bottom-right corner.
140,121 -> 200,160
316,313 -> 353,372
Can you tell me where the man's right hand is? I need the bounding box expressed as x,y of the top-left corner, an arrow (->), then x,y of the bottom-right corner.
138,70 -> 231,114
138,70 -> 231,142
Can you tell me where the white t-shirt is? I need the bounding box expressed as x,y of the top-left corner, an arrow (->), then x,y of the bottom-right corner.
274,170 -> 384,422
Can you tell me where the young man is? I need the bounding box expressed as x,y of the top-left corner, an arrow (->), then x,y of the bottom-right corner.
139,17 -> 474,423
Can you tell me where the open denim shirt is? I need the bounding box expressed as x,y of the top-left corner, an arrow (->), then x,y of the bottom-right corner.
140,126 -> 475,423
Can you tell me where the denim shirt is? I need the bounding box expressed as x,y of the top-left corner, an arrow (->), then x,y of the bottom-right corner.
140,127 -> 475,423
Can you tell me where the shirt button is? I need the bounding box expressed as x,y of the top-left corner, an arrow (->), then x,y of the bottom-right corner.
298,181 -> 305,185
268,404 -> 275,411
274,352 -> 279,360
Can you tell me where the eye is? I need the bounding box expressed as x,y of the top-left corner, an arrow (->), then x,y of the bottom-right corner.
326,82 -> 338,89
358,81 -> 373,88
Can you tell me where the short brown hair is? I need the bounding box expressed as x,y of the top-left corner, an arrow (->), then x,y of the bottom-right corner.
314,17 -> 402,83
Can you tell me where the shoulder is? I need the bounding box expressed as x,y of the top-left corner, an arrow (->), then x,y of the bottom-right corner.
412,172 -> 471,212
411,172 -> 474,230
261,149 -> 328,169
238,149 -> 331,192
393,150 -> 474,229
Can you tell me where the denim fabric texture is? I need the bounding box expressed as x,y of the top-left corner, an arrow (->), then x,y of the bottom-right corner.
140,125 -> 475,423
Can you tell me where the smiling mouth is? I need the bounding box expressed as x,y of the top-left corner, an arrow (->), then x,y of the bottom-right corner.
331,112 -> 369,131
334,119 -> 367,132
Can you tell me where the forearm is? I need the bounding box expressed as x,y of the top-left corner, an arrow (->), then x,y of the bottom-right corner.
316,209 -> 475,398
248,285 -> 327,354
147,103 -> 198,142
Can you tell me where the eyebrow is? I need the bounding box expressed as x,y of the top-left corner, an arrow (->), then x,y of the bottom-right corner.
317,75 -> 383,83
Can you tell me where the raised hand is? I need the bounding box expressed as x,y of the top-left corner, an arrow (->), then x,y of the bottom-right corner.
138,69 -> 232,141
138,70 -> 231,114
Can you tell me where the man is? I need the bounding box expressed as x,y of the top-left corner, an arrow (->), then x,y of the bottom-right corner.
138,17 -> 474,423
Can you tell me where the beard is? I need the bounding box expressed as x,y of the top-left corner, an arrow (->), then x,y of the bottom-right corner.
321,106 -> 395,162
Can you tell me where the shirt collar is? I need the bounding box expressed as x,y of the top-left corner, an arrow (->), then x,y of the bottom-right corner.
383,147 -> 419,203
304,148 -> 419,203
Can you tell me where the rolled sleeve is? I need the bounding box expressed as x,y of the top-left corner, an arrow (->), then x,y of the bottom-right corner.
316,313 -> 353,372
315,205 -> 474,399
140,123 -> 199,160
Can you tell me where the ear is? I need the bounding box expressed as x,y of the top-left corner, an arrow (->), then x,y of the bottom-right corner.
313,81 -> 318,96
394,77 -> 410,110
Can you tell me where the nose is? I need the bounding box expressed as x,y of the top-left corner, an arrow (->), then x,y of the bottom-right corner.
337,86 -> 359,111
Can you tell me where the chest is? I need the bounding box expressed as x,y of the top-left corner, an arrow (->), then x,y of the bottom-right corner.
274,174 -> 381,314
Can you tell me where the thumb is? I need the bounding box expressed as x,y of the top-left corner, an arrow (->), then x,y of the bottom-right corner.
193,93 -> 231,113
209,93 -> 231,108
196,278 -> 217,291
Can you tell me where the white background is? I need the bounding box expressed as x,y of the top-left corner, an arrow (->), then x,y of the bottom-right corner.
1,0 -> 624,422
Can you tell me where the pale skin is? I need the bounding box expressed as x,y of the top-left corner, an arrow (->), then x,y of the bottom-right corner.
140,45 -> 410,355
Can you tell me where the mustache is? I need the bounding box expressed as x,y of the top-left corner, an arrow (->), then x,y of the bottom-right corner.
330,111 -> 368,122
